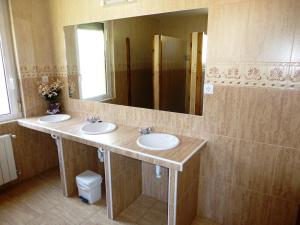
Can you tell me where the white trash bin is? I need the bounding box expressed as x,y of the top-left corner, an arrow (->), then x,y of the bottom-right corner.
76,170 -> 103,204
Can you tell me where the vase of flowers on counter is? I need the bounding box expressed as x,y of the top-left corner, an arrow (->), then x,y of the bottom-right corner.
38,79 -> 63,114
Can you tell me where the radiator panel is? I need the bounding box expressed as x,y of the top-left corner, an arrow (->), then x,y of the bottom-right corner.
0,134 -> 17,184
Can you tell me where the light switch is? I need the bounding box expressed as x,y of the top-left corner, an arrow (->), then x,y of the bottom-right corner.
204,83 -> 214,95
42,75 -> 48,83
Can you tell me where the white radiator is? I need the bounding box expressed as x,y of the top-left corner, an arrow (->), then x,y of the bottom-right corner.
0,134 -> 17,185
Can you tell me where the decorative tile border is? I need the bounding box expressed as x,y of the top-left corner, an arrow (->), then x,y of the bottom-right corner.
66,65 -> 79,75
20,65 -> 68,79
20,62 -> 300,90
206,62 -> 300,89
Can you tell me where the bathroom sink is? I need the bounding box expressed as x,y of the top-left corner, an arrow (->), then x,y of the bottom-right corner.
81,122 -> 117,135
38,114 -> 71,123
137,133 -> 180,151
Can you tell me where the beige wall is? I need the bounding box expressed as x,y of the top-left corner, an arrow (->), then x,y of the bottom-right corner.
8,0 -> 300,224
9,0 -> 64,117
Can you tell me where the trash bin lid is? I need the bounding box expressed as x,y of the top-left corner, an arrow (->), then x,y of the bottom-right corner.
76,170 -> 103,187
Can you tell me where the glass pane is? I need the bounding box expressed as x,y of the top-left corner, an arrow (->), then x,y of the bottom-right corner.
0,46 -> 10,116
77,28 -> 107,99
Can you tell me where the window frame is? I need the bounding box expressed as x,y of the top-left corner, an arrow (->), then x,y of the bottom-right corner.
0,0 -> 21,122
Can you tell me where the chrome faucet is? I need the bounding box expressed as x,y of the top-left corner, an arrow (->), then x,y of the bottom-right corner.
87,116 -> 101,123
139,127 -> 152,135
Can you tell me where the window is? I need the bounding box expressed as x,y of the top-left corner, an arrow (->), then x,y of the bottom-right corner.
0,45 -> 10,116
0,0 -> 21,122
76,23 -> 112,101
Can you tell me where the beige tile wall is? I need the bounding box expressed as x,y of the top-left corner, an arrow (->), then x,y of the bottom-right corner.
9,0 -> 61,117
8,0 -> 300,224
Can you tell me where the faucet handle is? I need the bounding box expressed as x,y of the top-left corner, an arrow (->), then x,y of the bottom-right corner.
87,116 -> 101,123
139,127 -> 152,135
86,116 -> 93,123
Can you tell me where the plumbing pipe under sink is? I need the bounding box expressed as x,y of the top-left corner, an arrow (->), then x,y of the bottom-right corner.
97,148 -> 105,162
155,165 -> 162,179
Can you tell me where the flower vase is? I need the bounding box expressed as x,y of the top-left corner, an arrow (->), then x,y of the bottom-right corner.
38,79 -> 63,114
45,94 -> 61,115
47,101 -> 61,115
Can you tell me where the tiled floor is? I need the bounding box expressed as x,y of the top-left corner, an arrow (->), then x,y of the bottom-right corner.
0,169 -> 218,225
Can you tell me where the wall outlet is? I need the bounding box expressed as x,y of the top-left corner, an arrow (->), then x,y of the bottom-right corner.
42,75 -> 48,83
204,83 -> 214,95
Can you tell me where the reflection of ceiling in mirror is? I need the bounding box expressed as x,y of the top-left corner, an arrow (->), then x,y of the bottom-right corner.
148,8 -> 208,20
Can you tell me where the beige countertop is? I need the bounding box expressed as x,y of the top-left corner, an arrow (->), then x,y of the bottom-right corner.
18,116 -> 206,171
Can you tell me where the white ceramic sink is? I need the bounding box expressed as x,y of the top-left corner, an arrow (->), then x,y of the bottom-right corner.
38,114 -> 71,123
81,122 -> 117,135
137,133 -> 180,151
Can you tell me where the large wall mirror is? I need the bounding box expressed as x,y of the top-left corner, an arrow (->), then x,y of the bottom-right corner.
64,8 -> 208,115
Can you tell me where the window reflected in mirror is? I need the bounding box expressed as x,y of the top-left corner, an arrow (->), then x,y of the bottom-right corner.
65,23 -> 113,101
77,24 -> 107,99
64,8 -> 208,115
